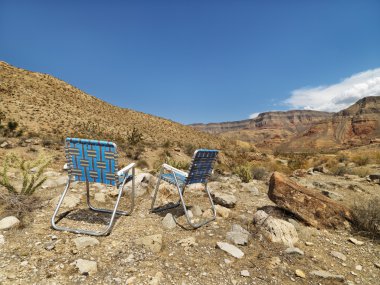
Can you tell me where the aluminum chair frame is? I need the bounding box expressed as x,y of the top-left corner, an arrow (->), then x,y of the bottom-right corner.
151,149 -> 218,229
51,138 -> 135,236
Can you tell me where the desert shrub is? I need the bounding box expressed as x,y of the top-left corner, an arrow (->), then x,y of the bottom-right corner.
350,167 -> 371,178
165,157 -> 190,170
0,154 -> 51,196
332,166 -> 350,176
7,121 -> 18,132
352,155 -> 370,166
127,127 -> 144,146
233,165 -> 252,183
162,140 -> 171,148
252,166 -> 267,180
337,153 -> 349,163
351,197 -> 380,239
136,159 -> 149,169
184,143 -> 198,156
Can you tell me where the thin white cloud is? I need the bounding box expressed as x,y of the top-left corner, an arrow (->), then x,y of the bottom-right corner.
285,68 -> 380,112
249,112 -> 260,119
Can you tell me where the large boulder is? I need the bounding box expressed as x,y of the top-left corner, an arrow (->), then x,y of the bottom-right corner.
268,172 -> 352,229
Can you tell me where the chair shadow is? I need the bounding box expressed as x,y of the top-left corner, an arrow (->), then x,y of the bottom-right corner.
56,208 -> 121,226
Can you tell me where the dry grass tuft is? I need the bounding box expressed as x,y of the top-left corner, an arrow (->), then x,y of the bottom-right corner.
351,197 -> 380,240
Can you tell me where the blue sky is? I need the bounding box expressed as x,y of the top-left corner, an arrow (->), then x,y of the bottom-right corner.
1,1 -> 380,124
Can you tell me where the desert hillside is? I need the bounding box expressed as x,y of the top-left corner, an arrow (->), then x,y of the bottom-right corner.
0,61 -> 222,149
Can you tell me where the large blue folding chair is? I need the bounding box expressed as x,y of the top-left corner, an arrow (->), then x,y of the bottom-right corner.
151,149 -> 219,229
51,138 -> 135,236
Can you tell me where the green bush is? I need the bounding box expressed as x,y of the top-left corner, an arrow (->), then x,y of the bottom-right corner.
252,166 -> 267,180
234,165 -> 252,183
0,154 -> 51,196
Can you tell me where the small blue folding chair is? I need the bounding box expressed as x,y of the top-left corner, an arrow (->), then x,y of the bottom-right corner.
51,138 -> 135,236
151,149 -> 219,229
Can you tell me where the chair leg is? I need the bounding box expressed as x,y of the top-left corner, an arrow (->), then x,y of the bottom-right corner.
176,182 -> 216,229
87,168 -> 135,216
151,167 -> 181,213
51,179 -> 127,236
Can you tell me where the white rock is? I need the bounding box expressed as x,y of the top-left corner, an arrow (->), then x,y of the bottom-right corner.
355,265 -> 362,271
240,270 -> 250,277
56,176 -> 68,186
75,259 -> 97,275
348,237 -> 364,245
162,213 -> 176,229
285,247 -> 304,255
226,226 -> 249,246
310,270 -> 344,281
42,179 -> 58,189
0,216 -> 20,230
216,242 -> 244,259
215,205 -> 230,218
211,192 -> 236,208
241,183 -> 260,195
73,237 -> 99,250
253,210 -> 298,247
126,277 -> 137,284
330,251 -> 347,261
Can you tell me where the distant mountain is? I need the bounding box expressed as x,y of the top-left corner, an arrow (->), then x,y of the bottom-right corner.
191,97 -> 380,152
0,61 -> 222,149
279,96 -> 380,152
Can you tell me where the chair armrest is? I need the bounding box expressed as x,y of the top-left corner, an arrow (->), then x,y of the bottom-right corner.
117,163 -> 136,177
162,163 -> 188,177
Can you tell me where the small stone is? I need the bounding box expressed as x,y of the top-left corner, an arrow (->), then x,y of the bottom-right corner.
348,237 -> 364,246
75,259 -> 97,275
330,251 -> 347,261
295,269 -> 306,278
355,265 -> 362,271
224,258 -> 232,264
135,234 -> 162,253
285,247 -> 304,256
305,241 -> 314,246
94,192 -> 106,203
211,192 -> 237,208
126,276 -> 137,284
374,263 -> 380,269
192,205 -> 203,217
44,242 -> 55,251
0,216 -> 20,230
226,231 -> 249,246
310,270 -> 344,281
216,241 -> 244,259
240,270 -> 250,277
215,205 -> 230,218
73,237 -> 99,250
162,213 -> 176,229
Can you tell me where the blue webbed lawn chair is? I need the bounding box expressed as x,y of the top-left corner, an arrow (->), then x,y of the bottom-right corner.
51,138 -> 135,236
151,149 -> 219,229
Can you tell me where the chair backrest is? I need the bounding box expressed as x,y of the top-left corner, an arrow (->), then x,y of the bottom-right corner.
65,138 -> 118,186
186,149 -> 219,185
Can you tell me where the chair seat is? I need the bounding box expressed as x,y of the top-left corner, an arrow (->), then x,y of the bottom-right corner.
161,173 -> 186,186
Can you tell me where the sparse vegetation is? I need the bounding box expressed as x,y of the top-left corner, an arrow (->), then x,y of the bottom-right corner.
127,127 -> 144,146
0,153 -> 51,196
233,164 -> 252,183
252,166 -> 267,180
351,197 -> 380,239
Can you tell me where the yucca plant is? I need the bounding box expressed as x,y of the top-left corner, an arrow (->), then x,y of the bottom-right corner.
0,154 -> 51,196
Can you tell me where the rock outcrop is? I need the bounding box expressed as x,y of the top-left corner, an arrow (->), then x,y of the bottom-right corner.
268,172 -> 352,229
